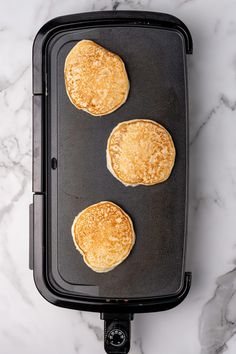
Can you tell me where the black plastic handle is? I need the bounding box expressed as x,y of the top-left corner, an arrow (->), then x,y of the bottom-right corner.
101,313 -> 133,354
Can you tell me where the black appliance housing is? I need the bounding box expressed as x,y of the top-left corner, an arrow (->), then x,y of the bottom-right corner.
30,11 -> 192,353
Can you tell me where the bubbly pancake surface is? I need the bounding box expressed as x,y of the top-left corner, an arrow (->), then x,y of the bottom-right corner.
64,40 -> 129,116
71,201 -> 135,272
107,119 -> 176,186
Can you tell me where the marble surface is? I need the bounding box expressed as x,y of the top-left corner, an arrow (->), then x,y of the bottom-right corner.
1,0 -> 236,353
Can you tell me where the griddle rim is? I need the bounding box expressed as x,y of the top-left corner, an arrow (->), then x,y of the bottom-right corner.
31,10 -> 192,312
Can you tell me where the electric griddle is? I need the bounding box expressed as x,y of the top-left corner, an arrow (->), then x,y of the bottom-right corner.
30,11 -> 192,353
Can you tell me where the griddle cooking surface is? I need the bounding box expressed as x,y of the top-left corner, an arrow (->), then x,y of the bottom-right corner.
47,26 -> 187,298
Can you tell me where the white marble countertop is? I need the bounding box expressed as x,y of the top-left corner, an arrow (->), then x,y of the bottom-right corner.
1,0 -> 236,353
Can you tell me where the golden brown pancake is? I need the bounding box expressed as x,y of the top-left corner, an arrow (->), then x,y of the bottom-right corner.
107,119 -> 176,186
64,40 -> 129,116
71,201 -> 135,272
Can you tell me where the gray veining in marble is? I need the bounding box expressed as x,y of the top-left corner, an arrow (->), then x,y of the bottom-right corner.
1,0 -> 236,353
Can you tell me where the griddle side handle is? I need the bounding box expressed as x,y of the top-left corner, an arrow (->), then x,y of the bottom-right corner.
33,95 -> 44,192
101,313 -> 133,354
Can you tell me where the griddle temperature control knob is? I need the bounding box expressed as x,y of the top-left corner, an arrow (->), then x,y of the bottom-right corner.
102,313 -> 133,354
107,327 -> 127,347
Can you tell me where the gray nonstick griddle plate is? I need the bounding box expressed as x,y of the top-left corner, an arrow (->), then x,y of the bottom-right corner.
45,19 -> 188,299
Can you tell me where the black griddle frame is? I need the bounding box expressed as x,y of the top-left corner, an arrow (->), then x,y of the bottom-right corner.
31,11 -> 192,354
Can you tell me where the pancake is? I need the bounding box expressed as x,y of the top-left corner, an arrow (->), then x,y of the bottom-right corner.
64,40 -> 129,116
71,201 -> 135,272
107,119 -> 176,186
